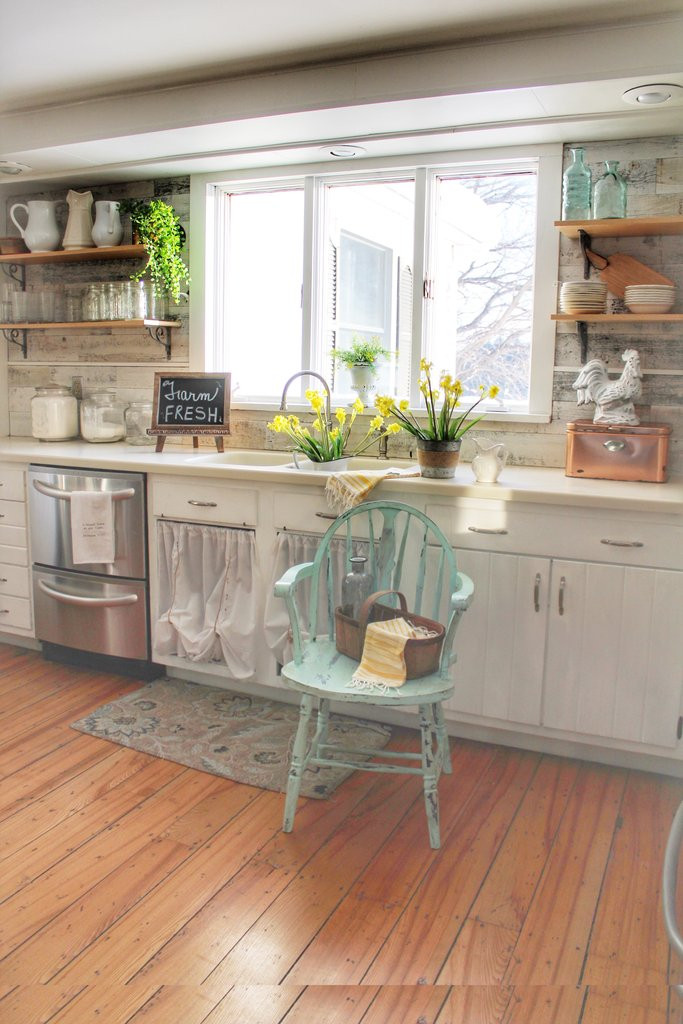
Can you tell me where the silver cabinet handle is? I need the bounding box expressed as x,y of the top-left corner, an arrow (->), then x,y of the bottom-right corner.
558,576 -> 566,616
467,526 -> 508,535
188,499 -> 218,508
600,538 -> 644,548
32,480 -> 135,502
0,578 -> 8,583
534,572 -> 541,612
37,579 -> 138,608
315,512 -> 339,520
603,439 -> 626,452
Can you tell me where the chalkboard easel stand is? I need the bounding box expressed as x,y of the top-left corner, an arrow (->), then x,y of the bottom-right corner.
154,434 -> 225,454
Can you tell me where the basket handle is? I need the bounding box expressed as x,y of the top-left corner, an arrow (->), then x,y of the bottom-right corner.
358,590 -> 408,640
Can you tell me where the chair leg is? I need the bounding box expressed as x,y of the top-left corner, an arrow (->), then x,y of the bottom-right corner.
317,698 -> 331,750
283,693 -> 314,833
419,703 -> 441,850
433,701 -> 452,775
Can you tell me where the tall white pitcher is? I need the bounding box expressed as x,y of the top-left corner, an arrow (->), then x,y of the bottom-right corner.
92,201 -> 123,247
9,200 -> 60,252
61,190 -> 94,250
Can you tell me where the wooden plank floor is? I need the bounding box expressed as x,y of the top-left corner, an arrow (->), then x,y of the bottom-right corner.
0,642 -> 682,1023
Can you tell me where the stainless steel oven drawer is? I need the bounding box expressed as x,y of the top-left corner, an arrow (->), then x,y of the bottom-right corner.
28,466 -> 146,579
33,568 -> 149,660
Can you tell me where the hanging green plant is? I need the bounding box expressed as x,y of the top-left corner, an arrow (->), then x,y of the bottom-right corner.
118,198 -> 189,302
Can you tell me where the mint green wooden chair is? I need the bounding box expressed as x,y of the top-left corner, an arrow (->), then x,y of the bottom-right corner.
274,500 -> 474,849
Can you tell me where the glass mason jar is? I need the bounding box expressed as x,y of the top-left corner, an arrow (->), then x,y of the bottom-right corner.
593,160 -> 627,219
80,390 -> 128,443
562,146 -> 592,221
341,555 -> 375,620
31,385 -> 79,441
124,400 -> 155,445
81,283 -> 104,321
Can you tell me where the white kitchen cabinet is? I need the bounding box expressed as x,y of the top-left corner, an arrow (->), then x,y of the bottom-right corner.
543,560 -> 683,749
445,549 -> 548,727
426,498 -> 683,758
0,462 -> 33,637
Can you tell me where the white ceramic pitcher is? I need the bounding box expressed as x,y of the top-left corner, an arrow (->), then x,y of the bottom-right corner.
92,201 -> 123,248
61,190 -> 93,250
471,439 -> 507,483
9,200 -> 60,252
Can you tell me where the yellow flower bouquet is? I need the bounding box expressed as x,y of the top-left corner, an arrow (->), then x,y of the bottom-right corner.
376,360 -> 500,442
267,389 -> 400,463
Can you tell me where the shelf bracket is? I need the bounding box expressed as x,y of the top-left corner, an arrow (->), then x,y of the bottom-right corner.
3,328 -> 27,358
1,263 -> 25,289
577,321 -> 589,363
146,324 -> 172,360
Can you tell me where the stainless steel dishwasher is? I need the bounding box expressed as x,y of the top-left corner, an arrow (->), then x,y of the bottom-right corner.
28,464 -> 158,676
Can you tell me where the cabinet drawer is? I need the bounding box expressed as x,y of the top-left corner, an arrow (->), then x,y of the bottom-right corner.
0,500 -> 26,529
152,477 -> 258,527
273,490 -> 337,533
0,544 -> 28,567
0,467 -> 25,502
427,500 -> 683,570
0,563 -> 30,599
0,525 -> 26,549
0,595 -> 32,631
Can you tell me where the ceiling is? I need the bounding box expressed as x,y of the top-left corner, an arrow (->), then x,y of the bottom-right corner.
1,2 -> 683,189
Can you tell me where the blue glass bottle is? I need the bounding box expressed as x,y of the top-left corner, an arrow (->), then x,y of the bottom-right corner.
562,147 -> 592,221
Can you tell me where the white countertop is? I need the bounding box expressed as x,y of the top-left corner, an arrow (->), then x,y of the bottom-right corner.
1,437 -> 682,516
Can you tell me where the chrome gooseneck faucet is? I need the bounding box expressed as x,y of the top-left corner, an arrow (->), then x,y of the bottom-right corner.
279,371 -> 332,425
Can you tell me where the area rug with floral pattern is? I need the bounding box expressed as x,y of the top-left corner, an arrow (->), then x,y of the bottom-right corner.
71,677 -> 392,799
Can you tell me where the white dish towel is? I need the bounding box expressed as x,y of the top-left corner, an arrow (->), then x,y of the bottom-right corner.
70,490 -> 115,564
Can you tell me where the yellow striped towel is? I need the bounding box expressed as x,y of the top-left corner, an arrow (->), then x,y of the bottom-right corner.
325,467 -> 420,514
351,617 -> 415,692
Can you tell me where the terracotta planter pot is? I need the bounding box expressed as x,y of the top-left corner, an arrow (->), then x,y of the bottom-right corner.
416,438 -> 461,479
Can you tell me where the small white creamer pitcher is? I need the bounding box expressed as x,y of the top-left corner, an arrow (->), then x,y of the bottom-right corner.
471,439 -> 507,483
92,201 -> 123,248
9,200 -> 60,252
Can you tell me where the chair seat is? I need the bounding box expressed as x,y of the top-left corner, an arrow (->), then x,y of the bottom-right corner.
280,635 -> 455,706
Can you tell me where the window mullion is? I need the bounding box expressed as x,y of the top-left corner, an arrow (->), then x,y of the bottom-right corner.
301,175 -> 317,376
410,167 -> 429,408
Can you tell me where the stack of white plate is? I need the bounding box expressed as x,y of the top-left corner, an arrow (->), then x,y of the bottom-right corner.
559,281 -> 608,314
624,284 -> 675,313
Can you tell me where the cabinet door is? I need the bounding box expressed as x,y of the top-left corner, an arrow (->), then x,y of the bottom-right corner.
445,549 -> 549,727
543,560 -> 683,749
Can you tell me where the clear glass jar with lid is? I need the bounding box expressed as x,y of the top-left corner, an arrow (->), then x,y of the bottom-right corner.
31,385 -> 79,441
80,390 -> 128,443
124,400 -> 155,445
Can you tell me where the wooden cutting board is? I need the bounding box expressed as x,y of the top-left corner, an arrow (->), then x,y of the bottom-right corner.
582,241 -> 674,297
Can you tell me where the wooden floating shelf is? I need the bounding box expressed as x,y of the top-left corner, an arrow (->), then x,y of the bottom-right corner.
552,313 -> 683,323
0,245 -> 146,265
555,216 -> 683,239
0,319 -> 180,330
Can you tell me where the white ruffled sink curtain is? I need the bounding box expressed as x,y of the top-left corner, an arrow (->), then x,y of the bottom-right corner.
263,531 -> 368,665
154,520 -> 259,679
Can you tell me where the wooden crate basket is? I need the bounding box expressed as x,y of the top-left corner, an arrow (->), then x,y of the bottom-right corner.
335,589 -> 445,679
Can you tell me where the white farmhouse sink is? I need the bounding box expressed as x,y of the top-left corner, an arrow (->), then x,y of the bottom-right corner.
186,450 -> 415,473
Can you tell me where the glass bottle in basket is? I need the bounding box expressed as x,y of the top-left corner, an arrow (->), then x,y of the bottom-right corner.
341,555 -> 374,620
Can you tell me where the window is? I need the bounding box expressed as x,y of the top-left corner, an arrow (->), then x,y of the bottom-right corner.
199,149 -> 560,418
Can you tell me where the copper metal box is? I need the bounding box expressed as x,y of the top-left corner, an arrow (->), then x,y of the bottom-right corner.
565,420 -> 671,483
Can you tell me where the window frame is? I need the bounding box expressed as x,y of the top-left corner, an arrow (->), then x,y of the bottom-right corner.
190,144 -> 561,422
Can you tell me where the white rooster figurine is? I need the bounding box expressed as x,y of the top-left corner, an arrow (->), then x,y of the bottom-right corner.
572,348 -> 643,425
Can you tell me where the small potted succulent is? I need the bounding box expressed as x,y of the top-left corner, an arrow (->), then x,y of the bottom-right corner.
333,336 -> 390,397
118,198 -> 189,303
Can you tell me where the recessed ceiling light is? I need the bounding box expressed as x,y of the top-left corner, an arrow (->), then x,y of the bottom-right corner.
322,144 -> 366,158
0,161 -> 32,175
622,83 -> 683,106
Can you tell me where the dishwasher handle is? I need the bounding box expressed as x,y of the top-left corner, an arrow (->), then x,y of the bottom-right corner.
37,579 -> 139,608
32,479 -> 136,502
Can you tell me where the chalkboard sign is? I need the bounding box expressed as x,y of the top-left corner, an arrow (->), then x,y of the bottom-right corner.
150,372 -> 231,452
